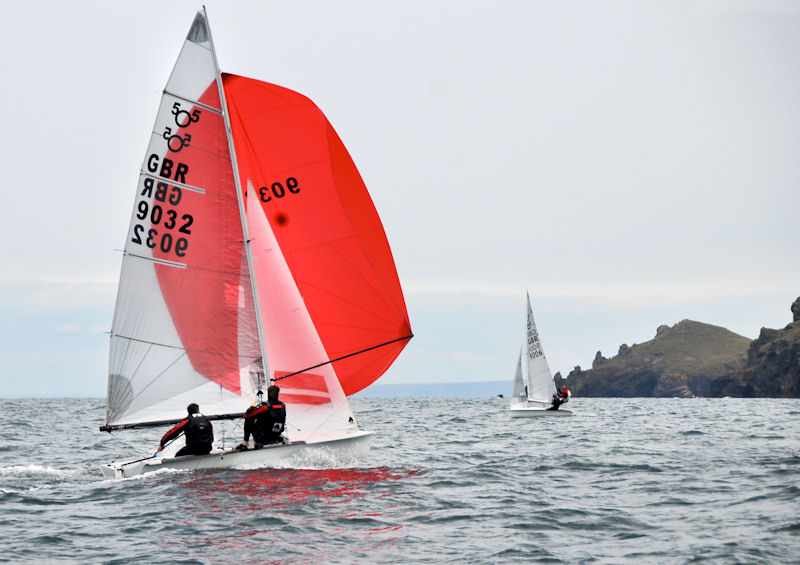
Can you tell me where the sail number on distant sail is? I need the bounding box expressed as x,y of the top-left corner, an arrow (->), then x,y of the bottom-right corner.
131,156 -> 194,258
527,323 -> 543,360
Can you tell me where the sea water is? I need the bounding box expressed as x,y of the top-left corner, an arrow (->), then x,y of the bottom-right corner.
0,397 -> 797,564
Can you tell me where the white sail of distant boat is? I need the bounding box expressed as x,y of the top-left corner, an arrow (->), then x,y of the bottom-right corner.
509,292 -> 572,417
100,10 -> 412,478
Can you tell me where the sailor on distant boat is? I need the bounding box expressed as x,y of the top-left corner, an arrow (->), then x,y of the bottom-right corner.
236,385 -> 287,451
548,385 -> 571,411
157,403 -> 214,456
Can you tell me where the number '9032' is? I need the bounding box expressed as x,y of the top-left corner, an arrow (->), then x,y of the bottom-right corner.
131,199 -> 193,258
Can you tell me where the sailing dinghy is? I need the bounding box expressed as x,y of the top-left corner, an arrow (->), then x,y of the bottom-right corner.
100,10 -> 412,479
509,293 -> 571,417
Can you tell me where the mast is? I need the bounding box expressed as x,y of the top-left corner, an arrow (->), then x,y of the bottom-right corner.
203,7 -> 271,391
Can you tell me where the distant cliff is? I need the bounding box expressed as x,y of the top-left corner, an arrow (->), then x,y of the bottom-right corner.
707,297 -> 800,397
564,319 -> 750,398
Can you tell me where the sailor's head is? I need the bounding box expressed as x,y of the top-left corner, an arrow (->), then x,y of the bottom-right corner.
187,403 -> 200,415
268,384 -> 280,398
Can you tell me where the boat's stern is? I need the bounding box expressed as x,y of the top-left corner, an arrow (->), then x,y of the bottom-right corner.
100,459 -> 151,479
100,463 -> 123,479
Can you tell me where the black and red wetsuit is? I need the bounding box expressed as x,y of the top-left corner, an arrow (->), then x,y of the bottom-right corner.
160,413 -> 214,456
548,387 -> 570,411
243,397 -> 286,447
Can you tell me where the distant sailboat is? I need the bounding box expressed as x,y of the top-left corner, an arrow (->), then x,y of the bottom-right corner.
99,10 -> 412,478
509,292 -> 572,417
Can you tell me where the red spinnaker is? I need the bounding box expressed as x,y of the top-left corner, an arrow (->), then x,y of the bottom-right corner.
222,73 -> 412,395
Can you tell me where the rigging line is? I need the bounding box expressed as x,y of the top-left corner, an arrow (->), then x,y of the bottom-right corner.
114,436 -> 179,468
107,430 -> 151,462
272,334 -> 414,383
124,351 -> 188,408
129,342 -> 154,386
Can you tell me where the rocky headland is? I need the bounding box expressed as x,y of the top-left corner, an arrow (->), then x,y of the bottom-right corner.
707,297 -> 800,397
562,296 -> 800,398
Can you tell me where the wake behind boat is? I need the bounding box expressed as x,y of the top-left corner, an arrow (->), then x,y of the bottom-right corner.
509,292 -> 572,417
100,10 -> 412,478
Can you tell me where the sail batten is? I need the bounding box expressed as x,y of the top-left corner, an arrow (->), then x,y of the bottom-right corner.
138,173 -> 208,195
123,254 -> 187,269
161,91 -> 222,115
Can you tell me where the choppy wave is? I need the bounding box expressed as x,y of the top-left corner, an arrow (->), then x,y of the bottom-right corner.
0,397 -> 798,563
0,464 -> 81,478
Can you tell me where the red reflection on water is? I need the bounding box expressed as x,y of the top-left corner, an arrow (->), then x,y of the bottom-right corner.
172,467 -> 418,557
180,466 -> 419,511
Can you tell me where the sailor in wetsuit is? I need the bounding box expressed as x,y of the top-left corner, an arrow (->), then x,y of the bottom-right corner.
236,385 -> 287,451
548,385 -> 571,411
157,403 -> 214,456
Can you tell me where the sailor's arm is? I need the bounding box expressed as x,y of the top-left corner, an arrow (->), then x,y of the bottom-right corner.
158,418 -> 189,451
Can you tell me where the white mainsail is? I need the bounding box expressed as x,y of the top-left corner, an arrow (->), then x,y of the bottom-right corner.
524,292 -> 557,403
107,12 -> 262,427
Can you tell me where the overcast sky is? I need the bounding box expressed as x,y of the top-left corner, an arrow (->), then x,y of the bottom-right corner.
0,1 -> 797,397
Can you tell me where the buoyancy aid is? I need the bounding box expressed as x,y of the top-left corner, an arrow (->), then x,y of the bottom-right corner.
248,399 -> 286,443
184,413 -> 214,445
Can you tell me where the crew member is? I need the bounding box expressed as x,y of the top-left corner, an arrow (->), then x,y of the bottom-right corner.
548,385 -> 571,411
157,403 -> 214,456
236,385 -> 286,451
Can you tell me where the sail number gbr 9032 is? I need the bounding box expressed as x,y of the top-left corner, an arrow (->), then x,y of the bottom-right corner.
131,178 -> 193,258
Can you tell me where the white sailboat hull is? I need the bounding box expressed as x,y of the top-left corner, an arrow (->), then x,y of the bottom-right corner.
100,430 -> 372,479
